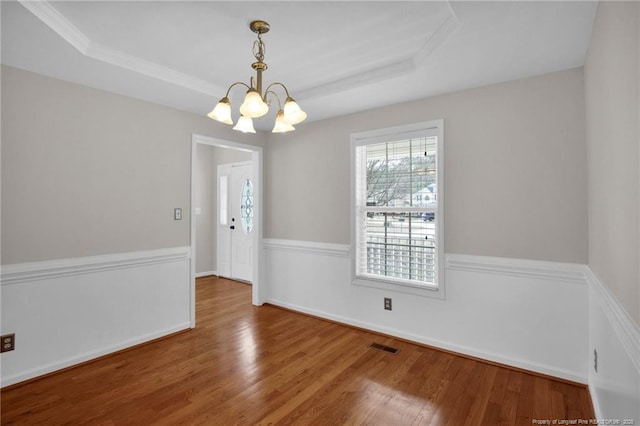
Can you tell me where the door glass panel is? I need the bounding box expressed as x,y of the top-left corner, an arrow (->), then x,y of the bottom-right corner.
240,179 -> 254,235
219,175 -> 228,225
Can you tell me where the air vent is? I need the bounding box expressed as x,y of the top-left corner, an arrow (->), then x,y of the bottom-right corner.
370,342 -> 399,354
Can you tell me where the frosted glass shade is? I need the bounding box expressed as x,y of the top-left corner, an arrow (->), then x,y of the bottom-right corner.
207,97 -> 233,124
233,115 -> 256,133
272,110 -> 295,133
239,90 -> 269,118
283,97 -> 307,124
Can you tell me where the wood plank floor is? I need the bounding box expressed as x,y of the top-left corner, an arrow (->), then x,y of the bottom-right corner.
1,276 -> 594,425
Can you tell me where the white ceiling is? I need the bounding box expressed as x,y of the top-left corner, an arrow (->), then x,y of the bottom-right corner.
1,1 -> 598,130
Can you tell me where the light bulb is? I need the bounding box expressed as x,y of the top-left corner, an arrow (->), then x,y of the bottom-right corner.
283,97 -> 307,125
239,89 -> 269,118
233,115 -> 256,133
207,97 -> 233,124
272,110 -> 295,133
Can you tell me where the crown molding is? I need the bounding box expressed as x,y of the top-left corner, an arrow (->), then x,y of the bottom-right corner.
18,0 -> 90,53
85,43 -> 221,95
295,58 -> 417,101
296,2 -> 459,100
18,0 -> 458,104
413,4 -> 460,65
17,0 -> 222,96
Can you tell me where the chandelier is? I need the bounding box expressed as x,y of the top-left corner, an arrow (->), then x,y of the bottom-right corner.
207,20 -> 307,133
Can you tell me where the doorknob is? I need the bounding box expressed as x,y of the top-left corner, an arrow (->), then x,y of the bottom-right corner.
230,225 -> 235,230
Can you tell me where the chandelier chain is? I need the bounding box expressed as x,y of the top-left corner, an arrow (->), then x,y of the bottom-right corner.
253,33 -> 265,63
207,20 -> 306,133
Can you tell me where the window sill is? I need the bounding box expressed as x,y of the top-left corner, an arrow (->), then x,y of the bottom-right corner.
352,274 -> 445,299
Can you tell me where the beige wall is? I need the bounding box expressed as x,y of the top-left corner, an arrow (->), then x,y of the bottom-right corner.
266,69 -> 587,264
1,65 -> 261,264
3,65 -> 590,268
585,2 -> 640,325
195,144 -> 215,273
194,144 -> 251,274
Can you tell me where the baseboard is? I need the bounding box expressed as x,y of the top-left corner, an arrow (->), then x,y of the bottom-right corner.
585,267 -> 640,421
585,268 -> 640,372
1,247 -> 192,387
1,322 -> 191,388
265,240 -> 589,384
588,383 -> 603,421
195,271 -> 217,278
265,298 -> 586,384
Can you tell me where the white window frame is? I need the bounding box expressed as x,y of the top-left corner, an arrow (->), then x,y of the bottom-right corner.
350,120 -> 445,299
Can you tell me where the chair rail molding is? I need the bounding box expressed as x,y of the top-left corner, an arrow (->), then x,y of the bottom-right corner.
1,247 -> 192,387
1,246 -> 191,286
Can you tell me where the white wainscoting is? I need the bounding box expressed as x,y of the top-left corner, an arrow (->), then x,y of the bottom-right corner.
0,247 -> 192,387
586,268 -> 640,422
264,239 -> 589,383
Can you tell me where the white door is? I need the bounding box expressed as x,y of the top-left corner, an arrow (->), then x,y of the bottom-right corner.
217,162 -> 254,283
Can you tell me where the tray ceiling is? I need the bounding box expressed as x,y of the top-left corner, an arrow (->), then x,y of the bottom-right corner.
1,1 -> 598,129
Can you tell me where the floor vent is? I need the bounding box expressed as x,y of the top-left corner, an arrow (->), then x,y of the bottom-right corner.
370,342 -> 399,354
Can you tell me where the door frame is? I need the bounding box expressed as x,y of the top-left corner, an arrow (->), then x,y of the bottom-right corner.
217,160 -> 253,282
190,134 -> 264,328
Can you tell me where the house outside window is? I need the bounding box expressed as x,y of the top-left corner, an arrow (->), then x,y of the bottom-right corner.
351,120 -> 444,298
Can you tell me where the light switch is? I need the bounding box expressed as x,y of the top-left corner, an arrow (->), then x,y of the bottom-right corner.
195,207 -> 202,215
174,208 -> 182,220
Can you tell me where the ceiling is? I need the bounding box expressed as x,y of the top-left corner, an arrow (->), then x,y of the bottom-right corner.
1,1 -> 598,130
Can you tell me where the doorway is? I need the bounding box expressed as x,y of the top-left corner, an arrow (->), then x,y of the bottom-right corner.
190,134 -> 264,328
217,161 -> 254,283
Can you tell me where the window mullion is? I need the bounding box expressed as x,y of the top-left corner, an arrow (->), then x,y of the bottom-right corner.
409,140 -> 413,281
384,144 -> 389,277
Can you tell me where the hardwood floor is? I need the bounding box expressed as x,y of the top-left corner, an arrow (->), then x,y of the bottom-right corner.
1,276 -> 594,425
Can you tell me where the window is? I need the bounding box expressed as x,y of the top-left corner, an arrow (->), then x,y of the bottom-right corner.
351,120 -> 444,297
219,175 -> 229,225
240,178 -> 254,235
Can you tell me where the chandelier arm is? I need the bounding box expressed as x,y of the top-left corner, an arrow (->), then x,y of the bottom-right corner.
208,20 -> 303,133
224,81 -> 252,98
263,82 -> 292,99
264,90 -> 283,109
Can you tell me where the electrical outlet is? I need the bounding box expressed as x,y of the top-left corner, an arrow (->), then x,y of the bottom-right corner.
1,334 -> 15,353
174,208 -> 182,220
384,297 -> 392,311
594,348 -> 598,373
